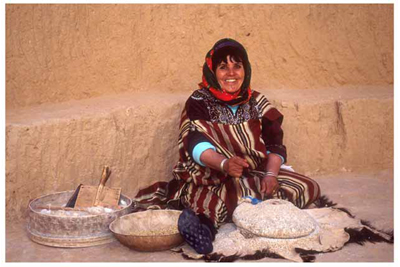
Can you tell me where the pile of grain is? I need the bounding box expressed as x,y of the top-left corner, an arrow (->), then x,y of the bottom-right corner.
37,199 -> 129,217
128,226 -> 179,236
233,199 -> 317,239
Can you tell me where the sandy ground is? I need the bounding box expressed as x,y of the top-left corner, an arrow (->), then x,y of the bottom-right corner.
5,170 -> 394,263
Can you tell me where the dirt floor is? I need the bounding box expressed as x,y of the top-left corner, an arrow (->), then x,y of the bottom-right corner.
5,170 -> 394,263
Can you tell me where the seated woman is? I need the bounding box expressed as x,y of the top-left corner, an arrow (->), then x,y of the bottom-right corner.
134,38 -> 321,255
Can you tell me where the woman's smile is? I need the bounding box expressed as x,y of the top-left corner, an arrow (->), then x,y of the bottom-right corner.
216,57 -> 244,94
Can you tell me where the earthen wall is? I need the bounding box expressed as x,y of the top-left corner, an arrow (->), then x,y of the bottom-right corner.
5,4 -> 394,221
6,4 -> 393,109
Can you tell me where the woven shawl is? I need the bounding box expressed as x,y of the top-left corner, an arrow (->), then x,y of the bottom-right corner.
172,91 -> 282,187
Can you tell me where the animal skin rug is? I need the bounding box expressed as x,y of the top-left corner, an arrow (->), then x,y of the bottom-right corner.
172,196 -> 393,262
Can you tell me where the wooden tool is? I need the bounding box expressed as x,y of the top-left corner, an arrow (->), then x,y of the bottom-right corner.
73,166 -> 121,208
234,177 -> 242,202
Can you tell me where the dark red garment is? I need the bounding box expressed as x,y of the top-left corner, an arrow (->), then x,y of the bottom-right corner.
133,90 -> 320,227
186,89 -> 287,162
133,38 -> 320,227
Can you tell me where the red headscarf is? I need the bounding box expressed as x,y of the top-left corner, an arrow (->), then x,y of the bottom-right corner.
199,38 -> 252,106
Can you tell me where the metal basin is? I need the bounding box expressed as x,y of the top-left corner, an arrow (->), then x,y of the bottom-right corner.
27,190 -> 132,248
109,210 -> 183,252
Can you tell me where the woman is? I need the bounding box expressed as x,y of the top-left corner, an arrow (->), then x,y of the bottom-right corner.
134,38 -> 321,255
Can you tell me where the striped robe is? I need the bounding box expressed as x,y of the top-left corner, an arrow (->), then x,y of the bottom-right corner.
134,89 -> 320,227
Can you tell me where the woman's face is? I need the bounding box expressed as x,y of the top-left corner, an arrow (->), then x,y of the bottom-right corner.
215,56 -> 245,94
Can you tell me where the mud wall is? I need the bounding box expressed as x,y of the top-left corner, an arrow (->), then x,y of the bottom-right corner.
6,4 -> 393,109
5,4 -> 394,221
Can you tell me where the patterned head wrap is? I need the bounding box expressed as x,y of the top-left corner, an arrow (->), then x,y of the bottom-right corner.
199,38 -> 252,106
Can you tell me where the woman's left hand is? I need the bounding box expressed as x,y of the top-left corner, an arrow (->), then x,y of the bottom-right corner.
260,175 -> 279,197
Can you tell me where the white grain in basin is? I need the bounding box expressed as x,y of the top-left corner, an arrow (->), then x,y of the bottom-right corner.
233,199 -> 317,239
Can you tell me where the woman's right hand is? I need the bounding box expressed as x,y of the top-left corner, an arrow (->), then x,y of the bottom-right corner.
224,156 -> 249,177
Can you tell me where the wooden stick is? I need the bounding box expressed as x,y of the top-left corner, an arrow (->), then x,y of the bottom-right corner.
94,166 -> 111,206
234,177 -> 242,202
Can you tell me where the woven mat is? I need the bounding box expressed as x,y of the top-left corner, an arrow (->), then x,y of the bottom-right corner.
172,198 -> 393,262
